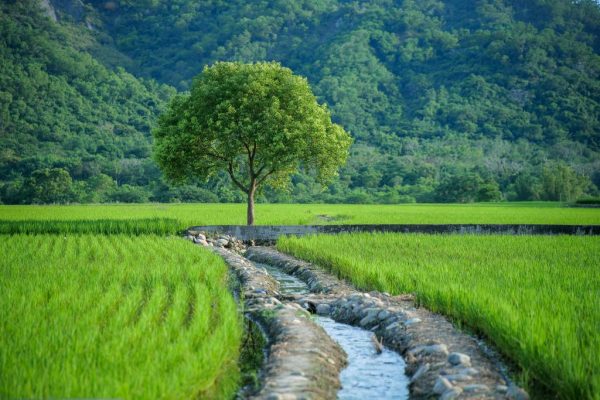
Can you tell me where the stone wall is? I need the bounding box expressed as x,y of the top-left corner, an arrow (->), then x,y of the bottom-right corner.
188,224 -> 600,241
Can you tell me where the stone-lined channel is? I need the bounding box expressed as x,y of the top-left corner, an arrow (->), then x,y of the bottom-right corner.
193,233 -> 529,399
256,261 -> 409,399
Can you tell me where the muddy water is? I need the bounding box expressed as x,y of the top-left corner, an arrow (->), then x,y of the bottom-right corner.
255,262 -> 409,400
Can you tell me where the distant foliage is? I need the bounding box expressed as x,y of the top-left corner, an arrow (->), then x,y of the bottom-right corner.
0,1 -> 174,204
1,0 -> 599,203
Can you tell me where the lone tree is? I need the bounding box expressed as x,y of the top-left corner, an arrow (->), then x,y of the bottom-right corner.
153,62 -> 352,225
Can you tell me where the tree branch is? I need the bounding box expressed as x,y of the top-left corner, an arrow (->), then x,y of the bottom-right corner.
228,162 -> 248,193
203,149 -> 228,162
256,168 -> 276,186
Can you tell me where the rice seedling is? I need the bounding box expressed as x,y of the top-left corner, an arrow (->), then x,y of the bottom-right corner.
0,202 -> 598,228
0,218 -> 180,235
278,233 -> 600,399
0,234 -> 242,399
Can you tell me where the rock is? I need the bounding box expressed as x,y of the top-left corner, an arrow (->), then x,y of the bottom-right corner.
377,309 -> 390,319
196,233 -> 206,241
507,385 -> 530,400
215,238 -> 229,247
448,352 -> 471,366
463,384 -> 489,392
385,322 -> 400,331
496,384 -> 508,393
456,367 -> 479,375
405,317 -> 422,326
410,363 -> 430,383
409,343 -> 449,356
196,239 -> 208,246
316,304 -> 331,315
445,374 -> 473,382
433,376 -> 453,394
440,387 -> 463,400
359,308 -> 380,327
266,394 -> 297,400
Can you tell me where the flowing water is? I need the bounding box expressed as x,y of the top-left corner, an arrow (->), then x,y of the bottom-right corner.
255,262 -> 409,400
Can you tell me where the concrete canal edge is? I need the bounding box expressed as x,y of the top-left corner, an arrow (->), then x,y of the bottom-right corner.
188,224 -> 600,241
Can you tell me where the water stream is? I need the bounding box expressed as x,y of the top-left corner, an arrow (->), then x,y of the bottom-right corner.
255,261 -> 409,400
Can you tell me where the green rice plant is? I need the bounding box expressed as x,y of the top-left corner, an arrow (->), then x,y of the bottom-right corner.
278,233 -> 600,399
0,234 -> 242,399
0,218 -> 180,235
0,202 -> 598,227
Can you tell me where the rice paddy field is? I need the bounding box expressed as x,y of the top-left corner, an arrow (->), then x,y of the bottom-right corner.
0,202 -> 599,231
0,234 -> 242,399
278,233 -> 600,399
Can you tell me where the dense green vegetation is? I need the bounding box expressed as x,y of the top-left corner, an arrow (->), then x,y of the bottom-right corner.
1,1 -> 600,204
278,233 -> 600,399
0,234 -> 242,399
1,202 -> 599,228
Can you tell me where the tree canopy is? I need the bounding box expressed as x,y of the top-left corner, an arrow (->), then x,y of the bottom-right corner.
153,62 -> 352,223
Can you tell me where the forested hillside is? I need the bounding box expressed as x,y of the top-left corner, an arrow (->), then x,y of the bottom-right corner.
1,0 -> 599,204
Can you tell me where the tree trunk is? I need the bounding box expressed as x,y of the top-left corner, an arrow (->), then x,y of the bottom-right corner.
247,186 -> 255,226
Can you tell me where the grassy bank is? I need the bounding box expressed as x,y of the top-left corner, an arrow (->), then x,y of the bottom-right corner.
278,233 -> 600,399
1,202 -> 599,228
0,235 -> 242,399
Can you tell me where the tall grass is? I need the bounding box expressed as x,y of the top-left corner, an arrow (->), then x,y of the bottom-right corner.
0,202 -> 598,226
278,233 -> 600,399
0,235 -> 242,399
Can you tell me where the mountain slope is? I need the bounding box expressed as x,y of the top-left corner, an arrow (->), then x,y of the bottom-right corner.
0,0 -> 175,203
1,0 -> 599,203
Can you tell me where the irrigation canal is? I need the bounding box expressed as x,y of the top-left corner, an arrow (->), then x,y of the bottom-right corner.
198,233 -> 530,400
256,261 -> 410,399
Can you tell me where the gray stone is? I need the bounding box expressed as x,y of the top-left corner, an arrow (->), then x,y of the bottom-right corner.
359,308 -> 380,327
445,373 -> 473,382
456,367 -> 479,375
440,387 -> 463,400
448,352 -> 471,366
410,363 -> 430,383
359,314 -> 377,327
215,238 -> 229,247
316,303 -> 331,315
377,309 -> 390,319
405,317 -> 422,326
433,376 -> 453,394
464,384 -> 489,392
507,385 -> 530,400
496,384 -> 508,393
385,322 -> 400,331
196,233 -> 206,241
409,343 -> 449,356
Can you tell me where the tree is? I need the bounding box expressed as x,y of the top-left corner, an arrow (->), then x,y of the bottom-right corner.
23,168 -> 74,204
540,162 -> 590,202
153,62 -> 352,224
